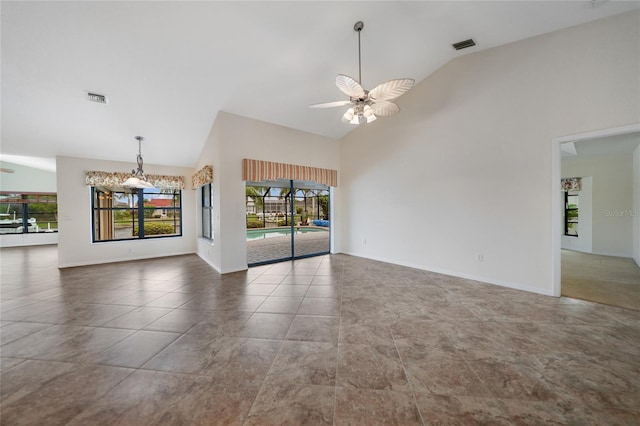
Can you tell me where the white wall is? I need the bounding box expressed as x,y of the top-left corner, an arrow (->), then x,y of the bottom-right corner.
634,145 -> 640,266
338,11 -> 640,295
0,161 -> 59,247
194,112 -> 340,273
562,155 -> 633,257
194,114 -> 223,271
560,177 -> 593,254
56,156 -> 196,267
0,161 -> 57,192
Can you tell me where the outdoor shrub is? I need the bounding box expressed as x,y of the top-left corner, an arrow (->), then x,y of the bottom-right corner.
277,219 -> 288,226
246,219 -> 264,228
133,223 -> 175,236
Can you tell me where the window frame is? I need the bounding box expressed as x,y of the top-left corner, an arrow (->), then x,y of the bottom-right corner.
564,192 -> 579,237
91,187 -> 182,243
201,183 -> 214,241
0,192 -> 58,234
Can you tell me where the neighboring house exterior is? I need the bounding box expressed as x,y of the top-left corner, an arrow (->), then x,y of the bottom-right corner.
145,198 -> 173,218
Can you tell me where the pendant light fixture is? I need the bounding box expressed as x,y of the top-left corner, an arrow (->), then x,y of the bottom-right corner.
122,136 -> 154,189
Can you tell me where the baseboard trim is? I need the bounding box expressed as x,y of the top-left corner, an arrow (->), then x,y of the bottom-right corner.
341,250 -> 554,297
590,251 -> 633,259
220,265 -> 249,275
58,251 -> 195,269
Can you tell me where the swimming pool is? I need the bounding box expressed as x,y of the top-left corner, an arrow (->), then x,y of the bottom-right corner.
246,227 -> 327,241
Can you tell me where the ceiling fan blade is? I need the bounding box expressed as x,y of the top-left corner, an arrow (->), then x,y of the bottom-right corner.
309,100 -> 352,108
336,74 -> 365,98
369,78 -> 415,101
370,100 -> 400,117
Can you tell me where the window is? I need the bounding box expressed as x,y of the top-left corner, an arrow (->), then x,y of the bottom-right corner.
0,192 -> 58,234
565,192 -> 578,237
92,187 -> 181,242
201,183 -> 213,240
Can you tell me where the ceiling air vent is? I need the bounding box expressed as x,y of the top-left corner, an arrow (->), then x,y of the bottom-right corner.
87,92 -> 108,104
452,39 -> 476,51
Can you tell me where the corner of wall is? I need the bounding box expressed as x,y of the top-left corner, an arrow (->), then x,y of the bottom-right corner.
633,145 -> 640,266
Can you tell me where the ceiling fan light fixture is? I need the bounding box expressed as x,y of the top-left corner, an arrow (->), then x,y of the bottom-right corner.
363,105 -> 376,123
309,21 -> 414,126
342,107 -> 355,123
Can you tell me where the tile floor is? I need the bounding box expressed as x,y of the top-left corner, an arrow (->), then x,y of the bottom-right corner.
1,245 -> 639,425
562,249 -> 640,311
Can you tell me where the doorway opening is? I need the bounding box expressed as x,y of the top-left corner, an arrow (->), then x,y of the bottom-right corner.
552,124 -> 640,310
245,179 -> 330,266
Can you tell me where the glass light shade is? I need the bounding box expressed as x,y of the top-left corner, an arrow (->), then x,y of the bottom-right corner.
363,105 -> 373,116
122,176 -> 154,189
351,114 -> 366,125
366,114 -> 377,123
342,108 -> 355,122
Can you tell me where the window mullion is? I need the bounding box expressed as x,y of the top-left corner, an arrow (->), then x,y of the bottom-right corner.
138,189 -> 145,238
22,196 -> 29,233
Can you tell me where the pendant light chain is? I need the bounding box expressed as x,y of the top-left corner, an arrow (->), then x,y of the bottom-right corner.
135,136 -> 145,175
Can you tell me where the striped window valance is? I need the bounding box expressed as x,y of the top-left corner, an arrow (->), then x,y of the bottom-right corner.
242,159 -> 337,187
191,165 -> 213,189
561,177 -> 581,192
85,171 -> 185,190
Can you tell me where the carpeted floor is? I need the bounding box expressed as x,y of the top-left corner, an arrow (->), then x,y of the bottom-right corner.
561,249 -> 640,311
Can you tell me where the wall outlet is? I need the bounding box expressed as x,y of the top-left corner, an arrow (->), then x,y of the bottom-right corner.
476,253 -> 483,262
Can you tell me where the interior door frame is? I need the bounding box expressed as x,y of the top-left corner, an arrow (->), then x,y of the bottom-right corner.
551,123 -> 640,297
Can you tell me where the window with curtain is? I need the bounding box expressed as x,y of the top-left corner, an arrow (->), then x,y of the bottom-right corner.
201,183 -> 213,240
91,187 -> 182,242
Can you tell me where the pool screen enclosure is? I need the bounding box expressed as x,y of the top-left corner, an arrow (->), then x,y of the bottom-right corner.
245,179 -> 330,265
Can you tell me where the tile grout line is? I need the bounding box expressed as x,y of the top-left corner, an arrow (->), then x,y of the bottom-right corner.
332,256 -> 345,426
388,317 -> 426,426
243,262 -> 298,424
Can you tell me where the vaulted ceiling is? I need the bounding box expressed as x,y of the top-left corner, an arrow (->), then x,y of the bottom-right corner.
2,1 -> 638,171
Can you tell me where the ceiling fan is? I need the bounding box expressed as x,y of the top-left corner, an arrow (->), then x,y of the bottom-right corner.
310,21 -> 414,125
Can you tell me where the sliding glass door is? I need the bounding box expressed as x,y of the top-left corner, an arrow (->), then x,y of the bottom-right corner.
245,179 -> 330,266
292,182 -> 330,259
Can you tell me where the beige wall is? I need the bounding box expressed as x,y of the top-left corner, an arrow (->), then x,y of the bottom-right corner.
56,155 -> 196,267
338,11 -> 640,295
194,112 -> 340,273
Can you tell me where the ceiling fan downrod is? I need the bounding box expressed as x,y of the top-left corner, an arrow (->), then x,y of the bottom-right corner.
354,21 -> 364,85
